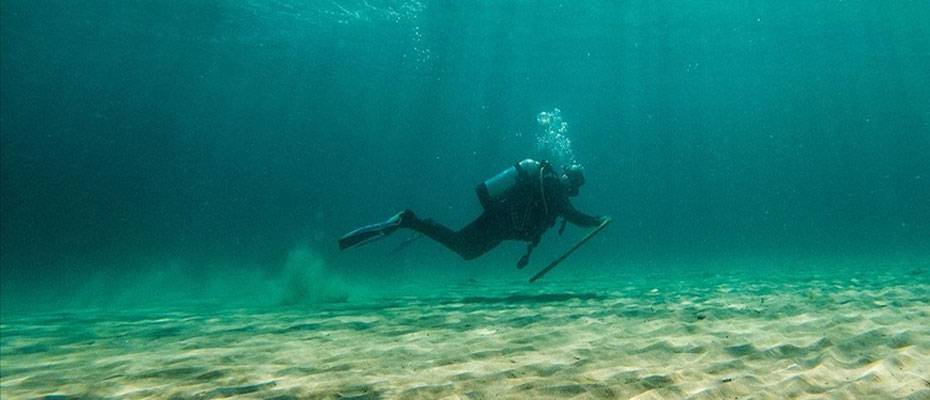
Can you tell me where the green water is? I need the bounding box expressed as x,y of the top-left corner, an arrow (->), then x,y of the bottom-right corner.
1,1 -> 929,398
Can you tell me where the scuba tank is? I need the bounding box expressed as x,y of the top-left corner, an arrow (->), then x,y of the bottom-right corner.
476,159 -> 557,269
479,165 -> 519,206
476,159 -> 544,210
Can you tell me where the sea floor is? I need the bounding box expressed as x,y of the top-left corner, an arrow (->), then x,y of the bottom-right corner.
2,266 -> 930,399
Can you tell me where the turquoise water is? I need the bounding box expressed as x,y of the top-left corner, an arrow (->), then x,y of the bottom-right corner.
2,1 -> 929,398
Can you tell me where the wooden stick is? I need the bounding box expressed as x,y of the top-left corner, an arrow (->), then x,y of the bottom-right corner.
529,218 -> 611,283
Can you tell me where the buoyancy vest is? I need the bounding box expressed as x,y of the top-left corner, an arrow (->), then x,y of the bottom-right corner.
475,159 -> 554,234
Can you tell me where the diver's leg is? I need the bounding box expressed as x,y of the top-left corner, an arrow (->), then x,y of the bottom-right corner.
406,211 -> 503,260
452,212 -> 505,260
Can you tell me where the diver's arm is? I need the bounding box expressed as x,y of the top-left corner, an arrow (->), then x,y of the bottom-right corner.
561,201 -> 603,228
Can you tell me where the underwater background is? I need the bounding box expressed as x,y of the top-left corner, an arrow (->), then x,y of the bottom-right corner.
2,1 -> 929,399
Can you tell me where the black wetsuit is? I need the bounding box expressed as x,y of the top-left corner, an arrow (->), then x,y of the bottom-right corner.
405,164 -> 601,260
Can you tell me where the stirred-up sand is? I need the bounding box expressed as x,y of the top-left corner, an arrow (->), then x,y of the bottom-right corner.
2,269 -> 929,399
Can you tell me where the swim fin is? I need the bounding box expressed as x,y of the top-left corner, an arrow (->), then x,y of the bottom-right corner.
338,211 -> 410,250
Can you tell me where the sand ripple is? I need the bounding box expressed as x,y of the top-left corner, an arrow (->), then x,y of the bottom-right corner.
2,273 -> 929,399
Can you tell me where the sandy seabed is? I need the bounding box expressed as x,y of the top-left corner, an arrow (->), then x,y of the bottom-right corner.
2,274 -> 929,399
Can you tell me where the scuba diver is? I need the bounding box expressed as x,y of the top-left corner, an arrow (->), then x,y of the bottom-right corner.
339,159 -> 608,269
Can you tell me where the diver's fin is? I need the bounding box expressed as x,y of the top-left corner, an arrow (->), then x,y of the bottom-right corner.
338,211 -> 409,250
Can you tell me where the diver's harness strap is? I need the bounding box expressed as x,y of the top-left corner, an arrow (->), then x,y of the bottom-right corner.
515,160 -> 553,269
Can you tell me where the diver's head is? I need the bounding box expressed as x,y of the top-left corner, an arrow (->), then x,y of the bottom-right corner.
561,164 -> 585,196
